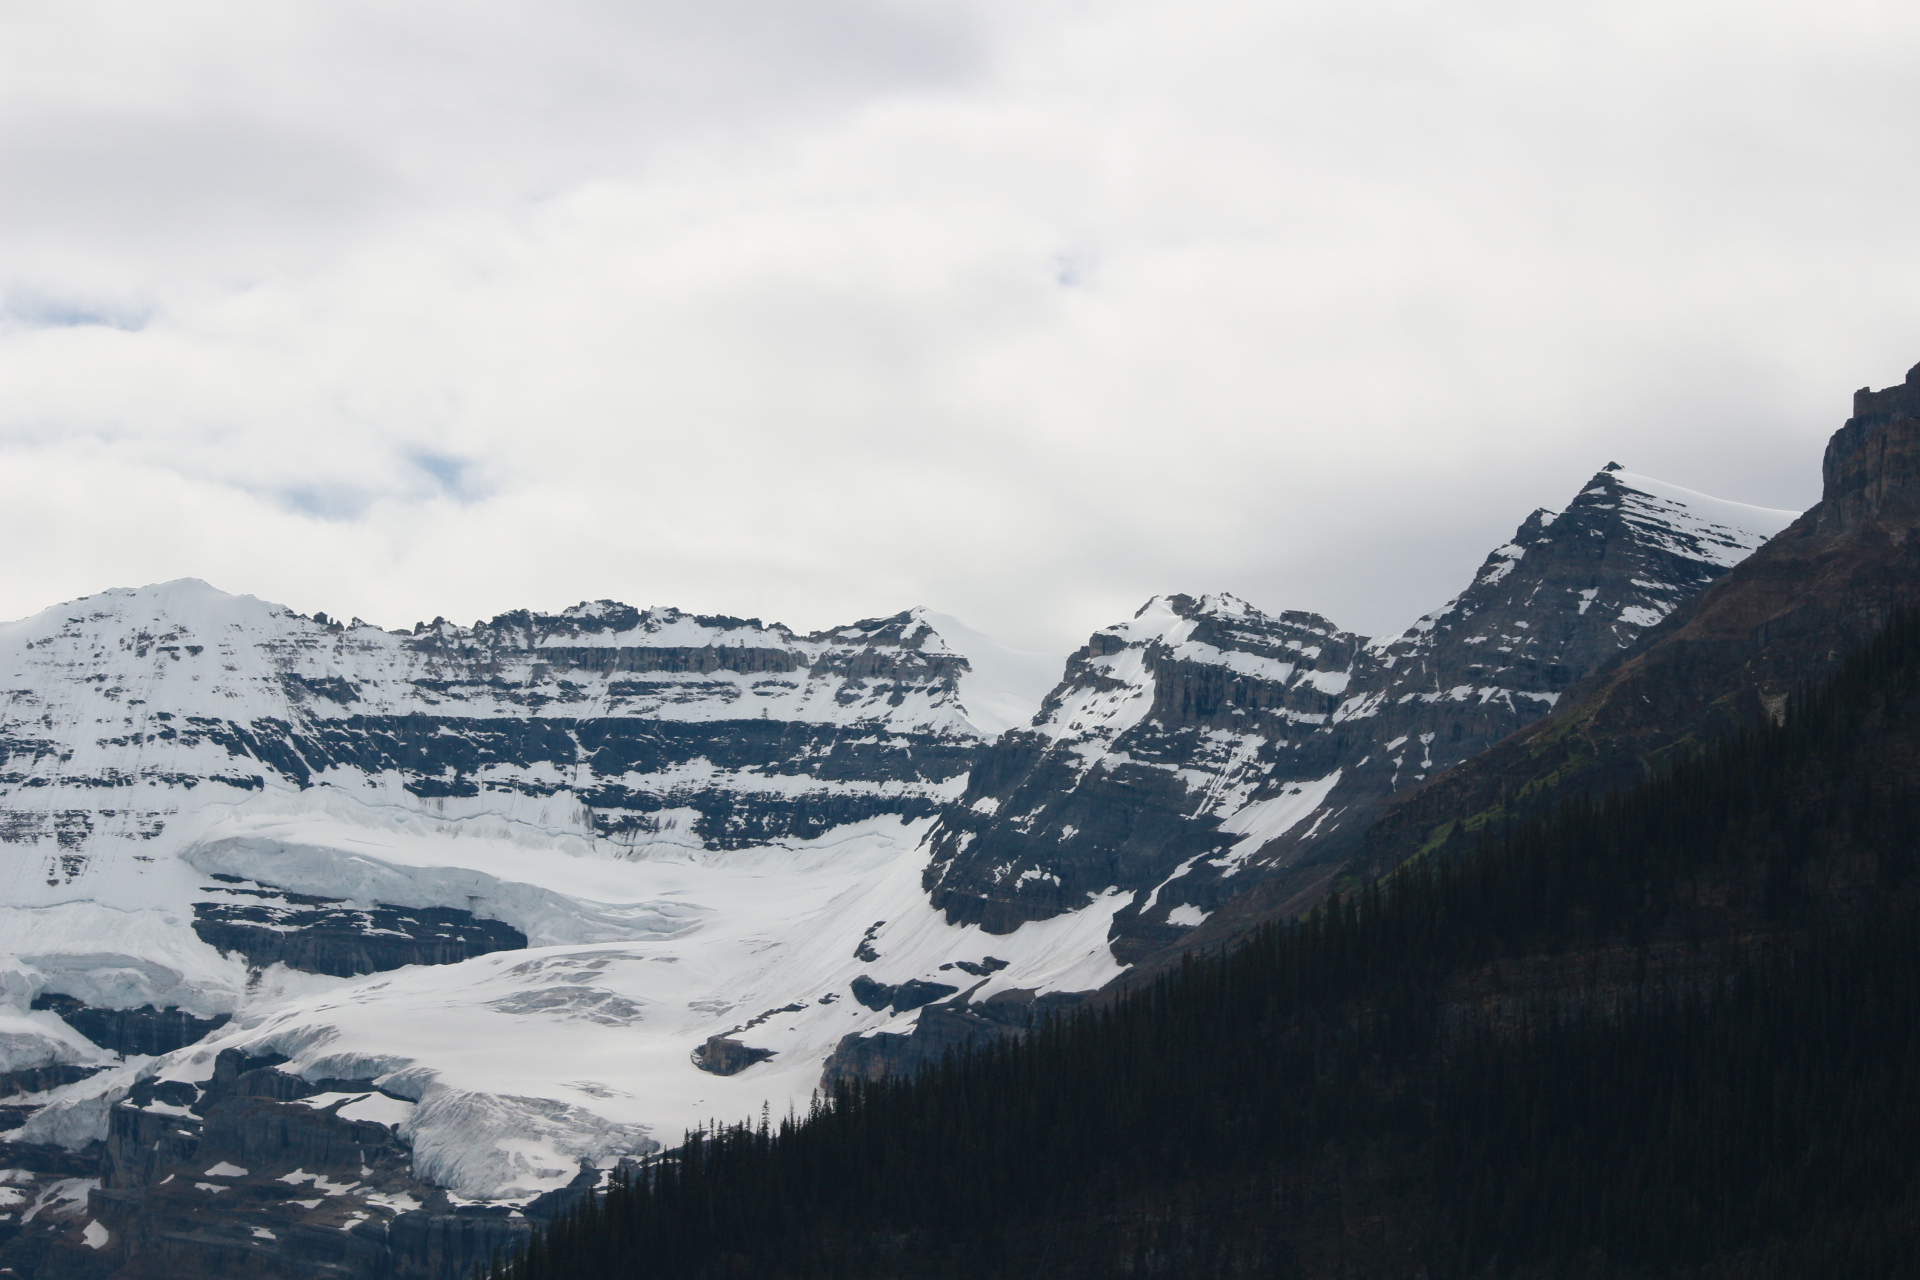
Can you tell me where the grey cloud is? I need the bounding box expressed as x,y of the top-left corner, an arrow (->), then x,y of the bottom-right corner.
1,0 -> 1917,651
0,109 -> 399,254
0,0 -> 986,268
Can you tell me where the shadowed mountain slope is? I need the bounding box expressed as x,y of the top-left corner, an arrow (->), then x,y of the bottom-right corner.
1180,359 -> 1920,952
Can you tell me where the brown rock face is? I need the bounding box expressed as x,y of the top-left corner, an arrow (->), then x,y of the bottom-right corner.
1824,370 -> 1920,531
691,1035 -> 776,1076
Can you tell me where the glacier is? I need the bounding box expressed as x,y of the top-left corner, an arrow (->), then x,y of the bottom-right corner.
0,584 -> 1085,1204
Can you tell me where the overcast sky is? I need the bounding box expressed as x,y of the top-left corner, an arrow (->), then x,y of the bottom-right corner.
4,0 -> 1918,653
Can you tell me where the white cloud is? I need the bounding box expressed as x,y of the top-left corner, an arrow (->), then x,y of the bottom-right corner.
4,0 -> 1919,650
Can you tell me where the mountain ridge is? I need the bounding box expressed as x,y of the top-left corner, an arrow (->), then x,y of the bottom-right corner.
919,465 -> 1795,961
0,456 -> 1798,1280
1155,360 -> 1920,964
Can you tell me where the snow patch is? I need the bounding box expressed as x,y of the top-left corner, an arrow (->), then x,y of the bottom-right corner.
912,609 -> 1062,738
1610,470 -> 1798,566
1213,771 -> 1344,870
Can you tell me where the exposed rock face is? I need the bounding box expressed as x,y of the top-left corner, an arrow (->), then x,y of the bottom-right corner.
821,987 -> 1086,1087
923,596 -> 1367,959
691,1035 -> 775,1076
0,1149 -> 107,1280
26,995 -> 229,1060
1237,466 -> 1797,888
0,1064 -> 104,1102
848,975 -> 962,1014
924,469 -> 1796,960
190,883 -> 528,977
1324,361 -> 1920,892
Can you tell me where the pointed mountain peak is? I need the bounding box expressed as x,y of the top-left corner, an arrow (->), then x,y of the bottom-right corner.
1512,507 -> 1560,544
3,578 -> 300,639
1128,592 -> 1263,624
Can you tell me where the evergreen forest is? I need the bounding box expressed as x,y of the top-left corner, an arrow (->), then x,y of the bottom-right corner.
491,611 -> 1920,1278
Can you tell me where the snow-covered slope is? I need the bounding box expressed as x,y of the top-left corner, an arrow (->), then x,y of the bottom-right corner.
0,584 -> 1080,1207
923,593 -> 1368,956
22,815 -> 1126,1199
916,609 -> 1064,738
924,467 -> 1800,959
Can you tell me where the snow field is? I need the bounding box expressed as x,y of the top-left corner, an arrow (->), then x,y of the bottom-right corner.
11,806 -> 1129,1200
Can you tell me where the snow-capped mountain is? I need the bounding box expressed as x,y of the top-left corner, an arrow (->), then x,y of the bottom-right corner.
0,587 -> 1080,1276
923,467 -> 1800,960
0,465 -> 1796,1280
0,586 -> 1065,1060
921,595 -> 1365,958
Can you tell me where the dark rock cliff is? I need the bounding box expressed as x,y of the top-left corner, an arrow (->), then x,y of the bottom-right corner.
923,468 -> 1790,961
190,883 -> 528,977
26,995 -> 229,1059
924,596 -> 1365,959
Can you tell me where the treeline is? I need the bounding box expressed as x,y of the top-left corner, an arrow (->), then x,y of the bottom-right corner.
496,610 -> 1920,1279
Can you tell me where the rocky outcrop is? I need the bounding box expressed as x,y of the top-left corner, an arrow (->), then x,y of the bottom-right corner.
1225,465 -> 1796,889
191,883 -> 528,976
848,975 -> 961,1014
0,1063 -> 104,1100
924,597 -> 1369,958
27,995 -> 230,1059
821,987 -> 1088,1086
691,1035 -> 775,1076
924,469 -> 1795,960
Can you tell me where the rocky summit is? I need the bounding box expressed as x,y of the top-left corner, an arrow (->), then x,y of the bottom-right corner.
0,454 -> 1798,1278
922,467 -> 1796,961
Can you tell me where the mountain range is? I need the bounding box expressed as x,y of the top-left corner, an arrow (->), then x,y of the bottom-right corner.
0,414 -> 1812,1277
480,355 -> 1920,1280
